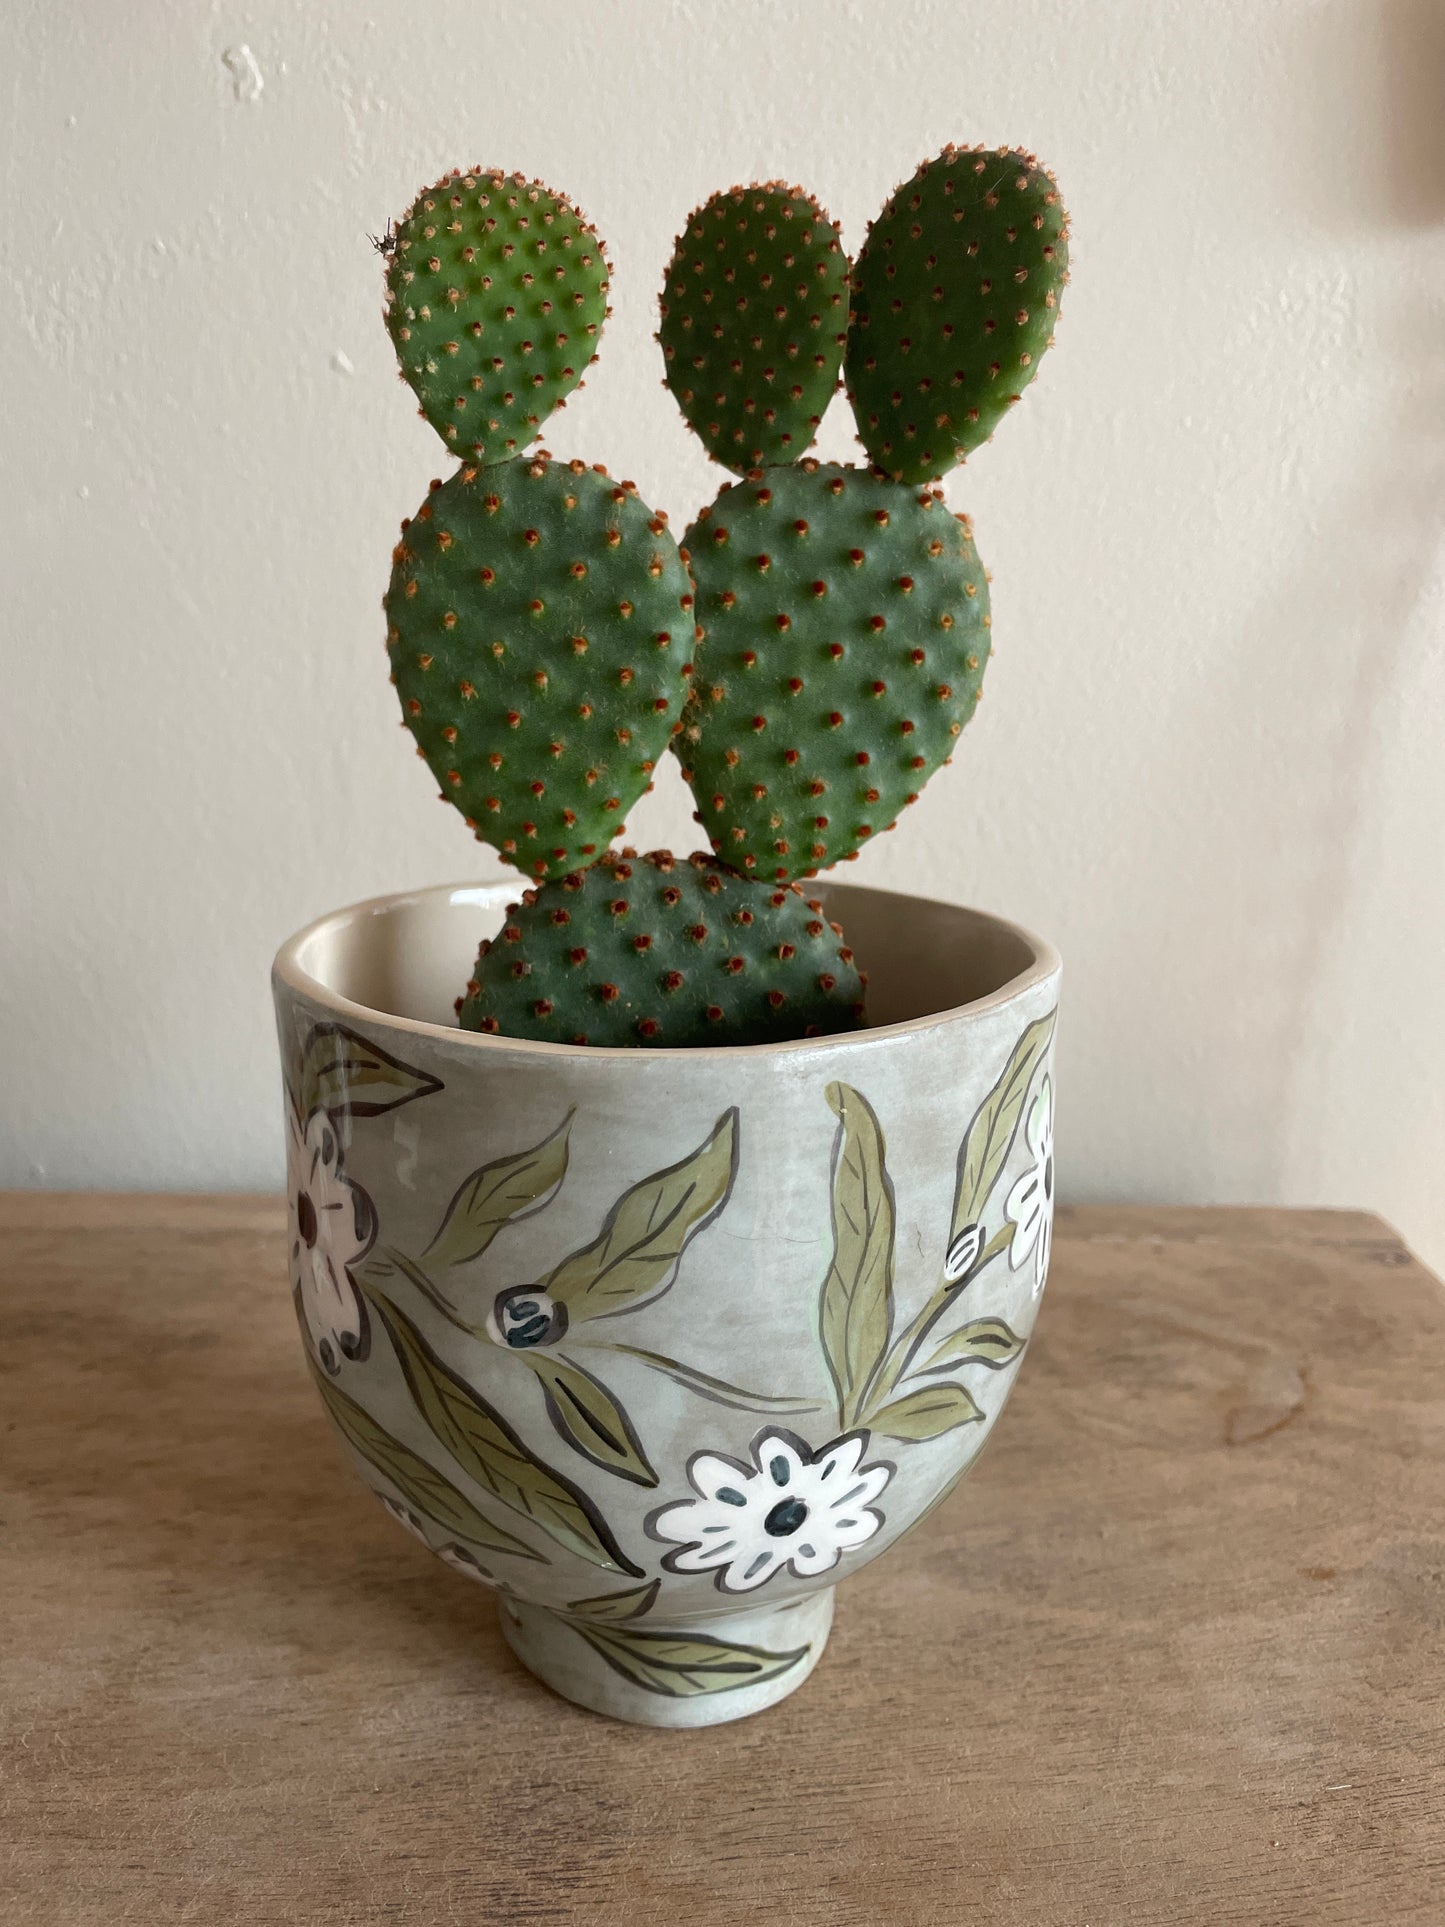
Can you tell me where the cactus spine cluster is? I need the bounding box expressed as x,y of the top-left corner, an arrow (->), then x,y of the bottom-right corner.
846,147 -> 1069,483
459,850 -> 865,1047
385,168 -> 610,466
377,150 -> 1068,1048
678,461 -> 990,881
387,455 -> 694,880
658,183 -> 849,470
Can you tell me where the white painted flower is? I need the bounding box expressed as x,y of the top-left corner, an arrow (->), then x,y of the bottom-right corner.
380,1498 -> 492,1583
381,1496 -> 431,1545
1004,1073 -> 1054,1298
649,1429 -> 891,1594
436,1543 -> 493,1583
286,1104 -> 376,1375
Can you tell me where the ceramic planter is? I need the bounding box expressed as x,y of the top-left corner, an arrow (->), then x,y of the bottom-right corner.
272,877 -> 1060,1727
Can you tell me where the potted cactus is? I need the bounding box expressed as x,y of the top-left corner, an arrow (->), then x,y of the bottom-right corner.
273,149 -> 1067,1724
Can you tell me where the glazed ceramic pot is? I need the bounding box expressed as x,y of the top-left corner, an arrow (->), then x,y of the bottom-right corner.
271,877 -> 1060,1726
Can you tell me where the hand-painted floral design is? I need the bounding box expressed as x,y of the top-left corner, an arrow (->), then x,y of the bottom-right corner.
813,1015 -> 1053,1438
375,1108 -> 810,1486
943,1219 -> 984,1284
287,1103 -> 376,1375
491,1283 -> 568,1350
436,1543 -> 494,1582
1004,1072 -> 1053,1298
648,1429 -> 891,1594
380,1495 -> 435,1550
381,1496 -> 494,1582
284,1001 -> 1060,1707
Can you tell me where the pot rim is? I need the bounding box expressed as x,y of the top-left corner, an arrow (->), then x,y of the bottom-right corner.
272,875 -> 1061,1064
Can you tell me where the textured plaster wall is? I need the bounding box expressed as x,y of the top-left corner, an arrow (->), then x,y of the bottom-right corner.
3,0 -> 1443,1272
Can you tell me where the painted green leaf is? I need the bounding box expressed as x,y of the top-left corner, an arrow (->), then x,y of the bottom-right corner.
424,1112 -> 573,1270
918,1316 -> 1026,1375
352,1252 -> 399,1284
544,1108 -> 739,1318
307,1361 -> 543,1562
950,1009 -> 1056,1237
521,1352 -> 658,1487
565,1578 -> 660,1623
365,1287 -> 642,1575
299,1023 -> 443,1121
818,1083 -> 896,1429
279,1011 -> 307,1112
571,1621 -> 810,1698
586,1341 -> 820,1415
374,1246 -> 483,1334
975,1223 -> 1014,1271
869,1382 -> 985,1441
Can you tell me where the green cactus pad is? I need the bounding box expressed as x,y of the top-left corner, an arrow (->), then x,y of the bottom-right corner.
386,454 -> 698,880
676,460 -> 990,881
658,183 -> 850,472
384,168 -> 610,466
458,849 -> 867,1047
846,146 -> 1068,484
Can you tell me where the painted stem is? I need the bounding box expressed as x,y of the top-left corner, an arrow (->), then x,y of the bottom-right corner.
576,1339 -> 822,1416
377,1245 -> 490,1339
863,1234 -> 1010,1416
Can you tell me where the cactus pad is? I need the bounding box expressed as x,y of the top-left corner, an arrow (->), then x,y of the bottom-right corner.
658,184 -> 849,472
386,454 -> 697,880
676,460 -> 990,880
458,850 -> 866,1047
846,146 -> 1068,484
385,168 -> 610,466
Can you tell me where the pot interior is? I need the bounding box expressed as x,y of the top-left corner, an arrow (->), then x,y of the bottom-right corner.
289,879 -> 1049,1038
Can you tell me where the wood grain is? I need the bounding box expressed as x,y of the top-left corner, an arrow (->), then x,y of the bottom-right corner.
2,1196 -> 1442,1924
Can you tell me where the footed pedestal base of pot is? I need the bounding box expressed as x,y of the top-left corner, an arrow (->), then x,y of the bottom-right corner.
498,1589 -> 835,1727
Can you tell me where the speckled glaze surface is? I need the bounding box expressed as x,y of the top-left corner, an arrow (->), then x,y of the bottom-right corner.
272,877 -> 1060,1725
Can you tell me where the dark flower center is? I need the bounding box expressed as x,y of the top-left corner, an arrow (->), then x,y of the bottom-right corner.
296,1189 -> 319,1249
764,1497 -> 809,1538
1044,1153 -> 1054,1202
494,1285 -> 566,1350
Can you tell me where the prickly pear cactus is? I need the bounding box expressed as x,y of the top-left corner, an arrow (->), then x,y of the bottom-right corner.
385,454 -> 697,880
676,460 -> 990,880
458,850 -> 866,1047
385,168 -> 611,466
658,183 -> 850,472
369,143 -> 1070,1046
846,146 -> 1069,483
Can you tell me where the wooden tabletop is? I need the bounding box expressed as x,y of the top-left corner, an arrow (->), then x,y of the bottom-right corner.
3,1196 -> 1443,1924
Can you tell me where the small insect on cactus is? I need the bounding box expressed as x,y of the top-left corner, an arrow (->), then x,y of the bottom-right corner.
378,149 -> 1068,1047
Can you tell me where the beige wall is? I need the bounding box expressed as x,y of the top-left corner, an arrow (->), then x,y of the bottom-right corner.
4,0 -> 1442,1273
